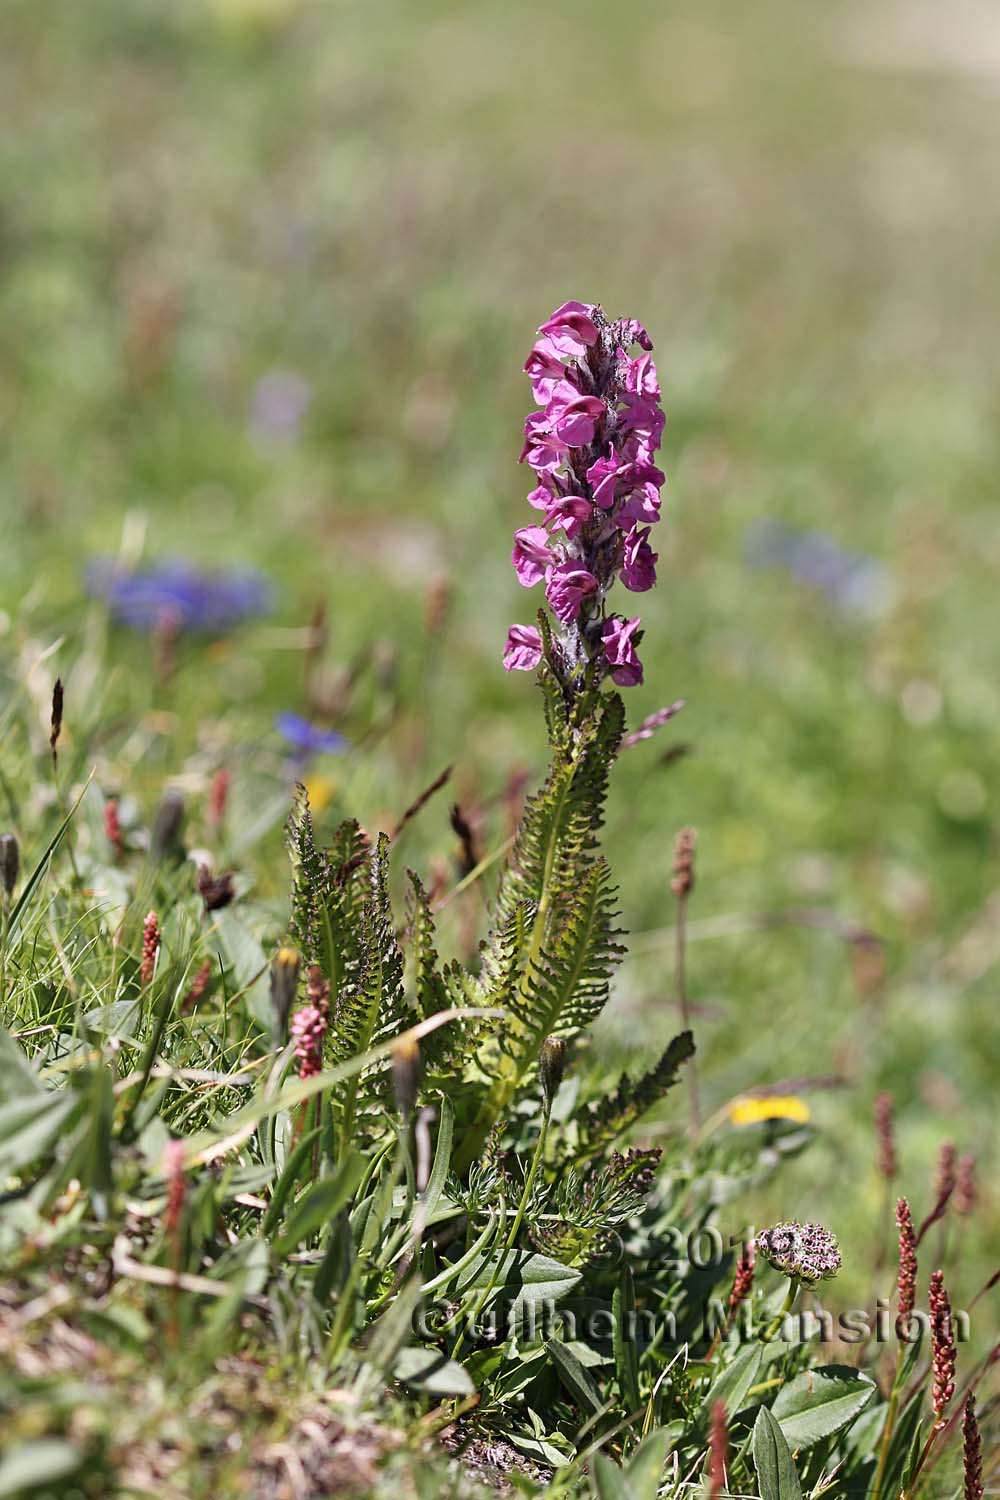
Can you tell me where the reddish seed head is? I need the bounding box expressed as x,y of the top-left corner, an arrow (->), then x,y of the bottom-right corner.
141,910 -> 160,986
671,827 -> 697,899
728,1239 -> 755,1312
929,1269 -> 957,1423
163,1139 -> 186,1238
896,1197 -> 918,1324
209,768 -> 230,831
875,1092 -> 896,1180
955,1153 -> 977,1218
103,799 -> 125,861
289,966 -> 330,1079
708,1400 -> 728,1500
963,1396 -> 983,1500
181,957 -> 213,1014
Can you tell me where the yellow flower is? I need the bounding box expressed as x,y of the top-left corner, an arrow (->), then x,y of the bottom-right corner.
303,774 -> 337,817
728,1094 -> 811,1127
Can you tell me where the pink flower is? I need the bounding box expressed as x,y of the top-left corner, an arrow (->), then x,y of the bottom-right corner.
618,393 -> 666,461
620,317 -> 653,352
503,623 -> 543,672
519,411 -> 568,472
546,562 -> 598,624
546,380 -> 605,446
586,455 -> 664,520
512,525 -> 552,587
621,526 -> 658,592
586,455 -> 625,510
543,493 -> 593,538
538,301 -> 600,358
617,476 -> 663,528
523,341 -> 567,404
622,352 -> 660,399
602,615 -> 644,686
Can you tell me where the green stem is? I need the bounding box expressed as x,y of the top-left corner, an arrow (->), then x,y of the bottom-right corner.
870,1368 -> 900,1500
760,1278 -> 799,1343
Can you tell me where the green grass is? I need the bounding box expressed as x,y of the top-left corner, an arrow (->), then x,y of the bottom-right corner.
2,0 -> 999,1491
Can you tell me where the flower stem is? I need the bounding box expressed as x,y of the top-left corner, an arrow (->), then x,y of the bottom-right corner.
760,1278 -> 799,1343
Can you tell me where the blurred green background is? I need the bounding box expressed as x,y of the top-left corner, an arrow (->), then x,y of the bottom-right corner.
2,0 -> 997,1326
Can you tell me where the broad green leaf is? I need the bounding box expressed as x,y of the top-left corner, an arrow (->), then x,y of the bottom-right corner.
213,908 -> 270,1027
0,1090 -> 82,1175
393,1346 -> 475,1396
624,1428 -> 673,1498
705,1341 -> 764,1420
454,1249 -> 582,1323
275,1151 -> 367,1255
547,1337 -> 606,1417
419,1095 -> 453,1227
0,1027 -> 40,1102
772,1364 -> 876,1449
754,1405 -> 804,1500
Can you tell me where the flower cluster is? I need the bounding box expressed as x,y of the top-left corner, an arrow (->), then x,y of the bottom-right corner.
929,1269 -> 957,1421
290,964 -> 330,1079
503,301 -> 666,688
140,910 -> 160,986
88,559 -> 271,634
756,1220 -> 841,1285
896,1197 -> 918,1322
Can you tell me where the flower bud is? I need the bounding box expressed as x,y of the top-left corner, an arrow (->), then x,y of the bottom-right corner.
269,947 -> 300,1036
539,1036 -> 567,1113
0,833 -> 20,904
392,1035 -> 422,1120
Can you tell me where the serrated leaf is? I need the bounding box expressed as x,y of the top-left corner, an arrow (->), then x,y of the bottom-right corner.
754,1405 -> 804,1500
772,1364 -> 876,1449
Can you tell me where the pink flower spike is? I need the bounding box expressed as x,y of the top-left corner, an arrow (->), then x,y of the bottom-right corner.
621,526 -> 658,592
538,301 -> 600,357
511,526 -> 552,588
602,615 -> 644,686
621,700 -> 685,750
546,562 -> 599,625
503,624 -> 543,672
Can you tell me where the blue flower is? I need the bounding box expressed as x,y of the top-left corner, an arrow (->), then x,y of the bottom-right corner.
746,522 -> 889,618
87,559 -> 272,633
275,713 -> 348,757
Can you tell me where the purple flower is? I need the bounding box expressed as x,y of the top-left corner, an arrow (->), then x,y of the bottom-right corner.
276,713 -> 348,757
546,381 -> 606,447
512,526 -> 552,588
546,562 -> 598,625
602,615 -> 644,686
621,527 -> 658,592
502,624 -> 543,672
88,559 -> 271,634
524,342 -> 568,404
505,302 -> 667,688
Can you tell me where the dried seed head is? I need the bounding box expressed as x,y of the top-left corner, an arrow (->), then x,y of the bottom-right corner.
539,1036 -> 567,1113
963,1396 -> 984,1500
875,1092 -> 896,1180
163,1138 -> 187,1237
425,574 -> 452,636
896,1197 -> 918,1323
49,678 -> 64,761
929,1269 -> 957,1422
181,957 -> 213,1014
0,833 -> 20,903
670,826 -> 696,898
955,1153 -> 977,1218
140,910 -> 161,986
756,1220 -> 841,1284
208,768 -> 230,831
151,790 -> 185,861
269,947 -> 300,1035
197,865 -> 235,913
392,1034 -> 422,1120
708,1400 -> 728,1500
